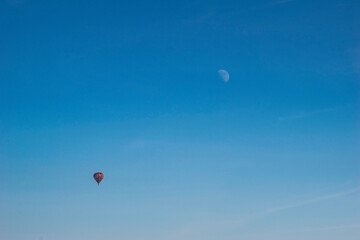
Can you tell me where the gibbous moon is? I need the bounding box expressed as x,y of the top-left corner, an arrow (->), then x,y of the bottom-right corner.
218,69 -> 229,82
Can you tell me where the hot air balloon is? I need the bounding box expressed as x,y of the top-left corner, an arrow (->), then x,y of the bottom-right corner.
93,172 -> 104,185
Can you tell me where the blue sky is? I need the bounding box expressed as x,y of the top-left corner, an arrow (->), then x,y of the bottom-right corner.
0,0 -> 359,239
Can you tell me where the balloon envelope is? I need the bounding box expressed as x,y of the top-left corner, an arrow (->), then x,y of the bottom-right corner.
93,172 -> 104,185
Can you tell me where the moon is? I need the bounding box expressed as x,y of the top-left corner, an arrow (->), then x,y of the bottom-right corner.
218,69 -> 229,82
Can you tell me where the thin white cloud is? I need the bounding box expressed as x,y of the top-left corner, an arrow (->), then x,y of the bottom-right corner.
165,187 -> 360,240
254,0 -> 297,9
354,46 -> 360,74
182,11 -> 215,25
279,107 -> 338,121
294,224 -> 360,233
6,0 -> 26,6
265,187 -> 360,214
270,0 -> 297,6
244,223 -> 360,239
238,187 -> 360,225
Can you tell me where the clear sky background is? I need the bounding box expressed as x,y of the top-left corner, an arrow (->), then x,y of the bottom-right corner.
0,0 -> 359,239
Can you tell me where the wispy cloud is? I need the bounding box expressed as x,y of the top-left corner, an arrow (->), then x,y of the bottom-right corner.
279,107 -> 339,121
264,187 -> 360,214
6,0 -> 26,6
245,223 -> 360,239
238,187 -> 360,225
294,224 -> 360,233
354,46 -> 360,74
181,10 -> 215,25
254,0 -> 297,9
122,138 -> 177,151
165,187 -> 360,239
269,0 -> 297,6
